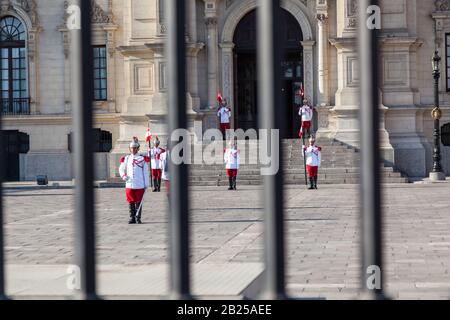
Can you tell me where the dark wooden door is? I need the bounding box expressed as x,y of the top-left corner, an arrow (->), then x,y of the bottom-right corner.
236,53 -> 258,131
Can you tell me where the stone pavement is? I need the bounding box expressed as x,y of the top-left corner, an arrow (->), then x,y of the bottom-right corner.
3,183 -> 450,299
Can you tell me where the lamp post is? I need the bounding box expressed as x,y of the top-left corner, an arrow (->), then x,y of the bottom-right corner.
430,51 -> 445,181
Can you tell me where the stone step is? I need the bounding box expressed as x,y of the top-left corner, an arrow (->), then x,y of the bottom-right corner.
189,172 -> 403,181
189,176 -> 408,186
190,167 -> 396,175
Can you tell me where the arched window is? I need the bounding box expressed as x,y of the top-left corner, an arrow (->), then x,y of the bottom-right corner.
0,16 -> 29,115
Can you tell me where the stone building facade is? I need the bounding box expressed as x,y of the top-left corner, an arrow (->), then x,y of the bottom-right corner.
1,0 -> 450,181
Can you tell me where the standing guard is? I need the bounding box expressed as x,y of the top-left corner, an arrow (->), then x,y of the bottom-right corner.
224,139 -> 240,190
119,137 -> 150,224
217,97 -> 232,140
149,137 -> 165,192
303,136 -> 322,190
298,99 -> 314,139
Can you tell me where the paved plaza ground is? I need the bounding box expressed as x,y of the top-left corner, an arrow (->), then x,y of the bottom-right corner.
3,182 -> 450,299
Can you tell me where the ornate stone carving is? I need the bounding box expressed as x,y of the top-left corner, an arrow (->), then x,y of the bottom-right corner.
347,0 -> 358,16
345,0 -> 358,29
435,0 -> 450,11
91,0 -> 115,24
317,13 -> 328,23
0,0 -> 39,26
205,17 -> 217,27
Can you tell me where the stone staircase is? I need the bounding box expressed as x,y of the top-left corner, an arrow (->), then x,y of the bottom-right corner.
188,138 -> 409,186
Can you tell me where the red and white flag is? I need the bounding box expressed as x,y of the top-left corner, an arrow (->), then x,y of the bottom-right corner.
145,128 -> 152,142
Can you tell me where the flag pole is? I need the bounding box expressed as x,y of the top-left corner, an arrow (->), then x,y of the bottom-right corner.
147,123 -> 153,189
299,90 -> 308,186
301,123 -> 308,186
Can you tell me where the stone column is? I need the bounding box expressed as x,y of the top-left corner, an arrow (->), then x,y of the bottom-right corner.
188,0 -> 197,42
206,17 -> 219,109
187,43 -> 205,111
220,42 -> 235,128
329,38 -> 360,147
186,0 -> 204,111
317,14 -> 330,107
301,41 -> 315,105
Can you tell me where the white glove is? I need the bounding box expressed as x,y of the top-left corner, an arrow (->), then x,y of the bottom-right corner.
122,175 -> 130,182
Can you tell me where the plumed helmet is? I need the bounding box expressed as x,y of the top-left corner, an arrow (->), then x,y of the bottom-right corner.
129,136 -> 140,148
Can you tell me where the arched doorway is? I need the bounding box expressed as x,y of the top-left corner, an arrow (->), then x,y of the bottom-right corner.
232,8 -> 303,138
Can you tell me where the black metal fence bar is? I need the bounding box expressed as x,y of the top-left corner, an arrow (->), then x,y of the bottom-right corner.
70,0 -> 97,299
257,0 -> 286,299
0,99 -> 5,301
358,0 -> 384,298
165,0 -> 191,299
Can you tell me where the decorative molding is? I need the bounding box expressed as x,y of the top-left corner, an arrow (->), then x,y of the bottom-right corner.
346,0 -> 358,29
91,0 -> 114,24
317,13 -> 328,24
205,17 -> 217,27
0,0 -> 39,27
435,0 -> 450,12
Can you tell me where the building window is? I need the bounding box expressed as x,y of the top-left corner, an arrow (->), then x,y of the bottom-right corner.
68,129 -> 112,153
446,34 -> 450,92
0,16 -> 29,115
93,46 -> 107,101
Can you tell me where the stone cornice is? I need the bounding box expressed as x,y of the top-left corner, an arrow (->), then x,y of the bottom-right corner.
329,37 -> 357,49
378,37 -> 424,49
117,45 -> 154,58
2,113 -> 120,125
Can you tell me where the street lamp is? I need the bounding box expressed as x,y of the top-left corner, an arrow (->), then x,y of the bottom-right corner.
430,50 -> 445,181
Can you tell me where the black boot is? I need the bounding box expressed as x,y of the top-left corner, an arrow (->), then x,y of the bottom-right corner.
308,177 -> 314,190
228,177 -> 233,190
136,202 -> 142,224
128,203 -> 136,224
232,176 -> 237,190
314,177 -> 318,189
157,178 -> 162,192
152,179 -> 158,192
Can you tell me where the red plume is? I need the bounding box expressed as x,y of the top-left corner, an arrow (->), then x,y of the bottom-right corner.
217,92 -> 223,104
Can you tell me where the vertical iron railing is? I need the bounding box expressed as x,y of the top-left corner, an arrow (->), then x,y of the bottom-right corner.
70,0 -> 97,300
0,95 -> 5,301
358,0 -> 385,299
165,0 -> 191,299
258,0 -> 287,299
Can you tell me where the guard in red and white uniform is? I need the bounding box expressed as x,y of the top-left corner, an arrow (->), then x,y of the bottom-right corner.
224,140 -> 240,190
119,137 -> 150,224
149,137 -> 165,192
303,136 -> 322,190
217,98 -> 232,140
298,99 -> 314,139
